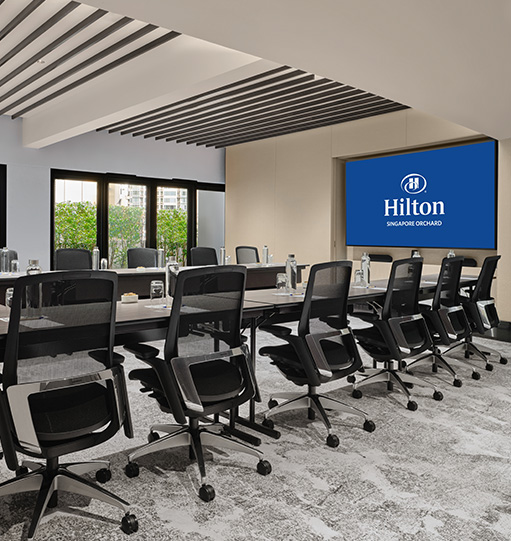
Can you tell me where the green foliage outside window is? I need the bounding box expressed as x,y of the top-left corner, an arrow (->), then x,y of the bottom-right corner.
54,202 -> 188,268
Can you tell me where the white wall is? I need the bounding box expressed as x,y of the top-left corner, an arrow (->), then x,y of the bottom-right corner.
0,116 -> 225,269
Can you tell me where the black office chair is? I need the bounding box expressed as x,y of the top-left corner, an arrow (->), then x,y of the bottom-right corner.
351,258 -> 444,411
190,246 -> 218,266
0,271 -> 137,538
55,248 -> 92,270
444,255 -> 507,368
123,266 -> 271,502
236,246 -> 259,264
127,247 -> 158,268
405,256 -> 466,385
259,261 -> 375,448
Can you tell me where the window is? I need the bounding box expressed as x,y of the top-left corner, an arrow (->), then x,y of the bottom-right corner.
53,177 -> 98,251
51,170 -> 224,269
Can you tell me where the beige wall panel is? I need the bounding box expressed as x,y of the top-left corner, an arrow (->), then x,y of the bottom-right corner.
405,109 -> 480,148
273,127 -> 333,268
496,139 -> 511,319
331,110 -> 407,159
225,139 -> 276,260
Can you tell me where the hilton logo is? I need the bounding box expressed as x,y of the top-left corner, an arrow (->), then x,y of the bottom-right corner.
384,173 -> 445,217
401,173 -> 427,194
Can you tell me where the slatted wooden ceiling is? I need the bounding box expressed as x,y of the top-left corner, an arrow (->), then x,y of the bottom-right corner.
0,0 -> 408,148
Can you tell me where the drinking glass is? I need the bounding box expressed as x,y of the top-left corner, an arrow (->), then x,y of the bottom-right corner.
5,287 -> 13,308
100,258 -> 108,270
10,259 -> 20,273
150,280 -> 164,305
276,273 -> 289,294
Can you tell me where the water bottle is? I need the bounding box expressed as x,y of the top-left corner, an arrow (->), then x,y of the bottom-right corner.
285,254 -> 297,292
92,246 -> 100,270
447,249 -> 456,258
220,247 -> 226,265
361,252 -> 370,286
1,247 -> 8,273
157,248 -> 165,268
262,245 -> 269,265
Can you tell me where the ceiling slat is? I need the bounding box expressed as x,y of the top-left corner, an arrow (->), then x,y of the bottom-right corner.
0,16 -> 133,108
203,104 -> 408,148
109,69 -> 309,133
0,8 -> 107,88
182,96 -> 392,145
128,74 -> 319,137
98,65 -> 291,132
0,1 -> 80,69
163,92 -> 381,143
0,0 -> 45,42
10,31 -> 180,118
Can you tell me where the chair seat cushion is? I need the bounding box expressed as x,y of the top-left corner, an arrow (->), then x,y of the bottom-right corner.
29,382 -> 111,441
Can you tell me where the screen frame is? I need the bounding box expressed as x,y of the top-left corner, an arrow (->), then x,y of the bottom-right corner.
344,138 -> 498,250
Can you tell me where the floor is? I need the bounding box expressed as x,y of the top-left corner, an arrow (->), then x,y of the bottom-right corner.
1,327 -> 511,540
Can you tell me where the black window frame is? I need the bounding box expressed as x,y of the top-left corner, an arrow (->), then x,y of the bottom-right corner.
0,164 -> 6,248
50,169 -> 224,269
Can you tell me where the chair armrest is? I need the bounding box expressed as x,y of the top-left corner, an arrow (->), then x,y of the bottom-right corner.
170,346 -> 250,413
305,330 -> 345,378
259,324 -> 293,338
124,343 -> 160,361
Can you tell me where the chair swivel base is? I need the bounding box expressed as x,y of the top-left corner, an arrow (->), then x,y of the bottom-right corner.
443,339 -> 506,374
0,458 -> 137,539
263,386 -> 376,448
351,367 -> 444,410
125,419 -> 271,502
405,348 -> 462,387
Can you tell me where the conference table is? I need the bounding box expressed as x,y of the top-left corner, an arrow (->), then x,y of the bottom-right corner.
0,273 -> 479,445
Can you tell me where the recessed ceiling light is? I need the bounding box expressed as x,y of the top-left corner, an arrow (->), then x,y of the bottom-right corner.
36,59 -> 45,64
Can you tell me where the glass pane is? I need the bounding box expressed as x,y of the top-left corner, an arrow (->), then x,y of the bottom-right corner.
197,190 -> 225,250
54,179 -> 97,251
108,183 -> 147,269
156,187 -> 188,265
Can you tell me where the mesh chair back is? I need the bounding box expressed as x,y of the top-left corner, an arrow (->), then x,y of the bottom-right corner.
1,271 -> 130,459
127,248 -> 158,268
432,256 -> 464,310
55,248 -> 92,270
190,247 -> 218,266
471,255 -> 500,302
236,246 -> 259,264
159,266 -> 254,419
382,258 -> 423,320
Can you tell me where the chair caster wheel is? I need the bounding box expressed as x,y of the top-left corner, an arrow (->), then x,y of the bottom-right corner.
404,382 -> 414,389
352,389 -> 362,399
326,434 -> 339,448
453,378 -> 462,388
199,484 -> 215,502
400,361 -> 407,369
432,364 -> 438,373
268,399 -> 278,409
262,418 -> 274,430
347,375 -> 356,383
257,459 -> 272,475
148,431 -> 160,443
308,407 -> 316,420
121,513 -> 139,534
125,462 -> 140,478
485,363 -> 494,371
407,400 -> 418,411
464,351 -> 471,359
95,468 -> 112,484
500,357 -> 508,365
472,371 -> 481,380
433,391 -> 443,401
363,420 -> 376,432
16,466 -> 29,477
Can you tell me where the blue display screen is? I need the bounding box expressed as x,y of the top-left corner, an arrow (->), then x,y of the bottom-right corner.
345,141 -> 496,249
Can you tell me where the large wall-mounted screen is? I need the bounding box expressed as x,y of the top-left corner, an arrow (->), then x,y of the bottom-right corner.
345,140 -> 496,249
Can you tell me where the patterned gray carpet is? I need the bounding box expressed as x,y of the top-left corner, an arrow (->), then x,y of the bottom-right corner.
1,327 -> 510,540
